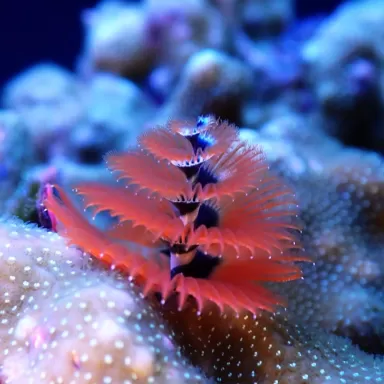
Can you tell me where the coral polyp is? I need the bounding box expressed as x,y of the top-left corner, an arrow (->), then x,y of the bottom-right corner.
45,116 -> 306,316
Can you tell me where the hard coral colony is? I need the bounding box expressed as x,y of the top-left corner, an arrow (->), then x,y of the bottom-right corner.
45,116 -> 306,316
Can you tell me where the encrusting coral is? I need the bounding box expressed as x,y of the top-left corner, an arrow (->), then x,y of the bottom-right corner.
160,302 -> 384,383
279,164 -> 384,355
0,219 -> 210,384
45,115 -> 306,317
240,115 -> 384,355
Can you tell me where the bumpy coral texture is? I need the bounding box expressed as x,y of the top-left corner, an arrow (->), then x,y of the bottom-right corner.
0,220 -> 209,384
161,303 -> 384,384
45,116 -> 306,316
278,163 -> 384,354
241,116 -> 384,355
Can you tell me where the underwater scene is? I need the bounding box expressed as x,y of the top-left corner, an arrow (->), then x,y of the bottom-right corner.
1,0 -> 384,383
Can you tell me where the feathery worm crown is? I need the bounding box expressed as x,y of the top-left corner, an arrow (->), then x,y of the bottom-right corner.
45,116 -> 307,315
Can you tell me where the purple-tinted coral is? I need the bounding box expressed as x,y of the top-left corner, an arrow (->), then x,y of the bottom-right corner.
0,111 -> 35,213
302,0 -> 384,152
2,64 -> 83,163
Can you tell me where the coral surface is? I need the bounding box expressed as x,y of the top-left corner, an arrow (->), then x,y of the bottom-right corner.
0,220 -> 209,384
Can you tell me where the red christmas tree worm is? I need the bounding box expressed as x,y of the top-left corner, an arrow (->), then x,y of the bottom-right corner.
45,116 -> 308,315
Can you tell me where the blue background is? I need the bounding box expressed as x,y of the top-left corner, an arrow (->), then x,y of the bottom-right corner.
0,0 -> 342,86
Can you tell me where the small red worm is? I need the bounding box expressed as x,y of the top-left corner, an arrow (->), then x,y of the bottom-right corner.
45,116 -> 308,316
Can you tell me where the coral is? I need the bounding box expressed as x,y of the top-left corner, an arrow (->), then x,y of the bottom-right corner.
145,0 -> 225,66
0,110 -> 35,212
2,64 -> 83,162
154,50 -> 254,125
79,1 -> 156,79
302,0 -> 384,152
0,220 -> 210,384
72,73 -> 156,163
281,166 -> 384,354
2,65 -> 155,167
79,0 -> 226,82
240,114 -> 342,174
161,305 -> 384,383
242,114 -> 384,355
0,219 -> 83,350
